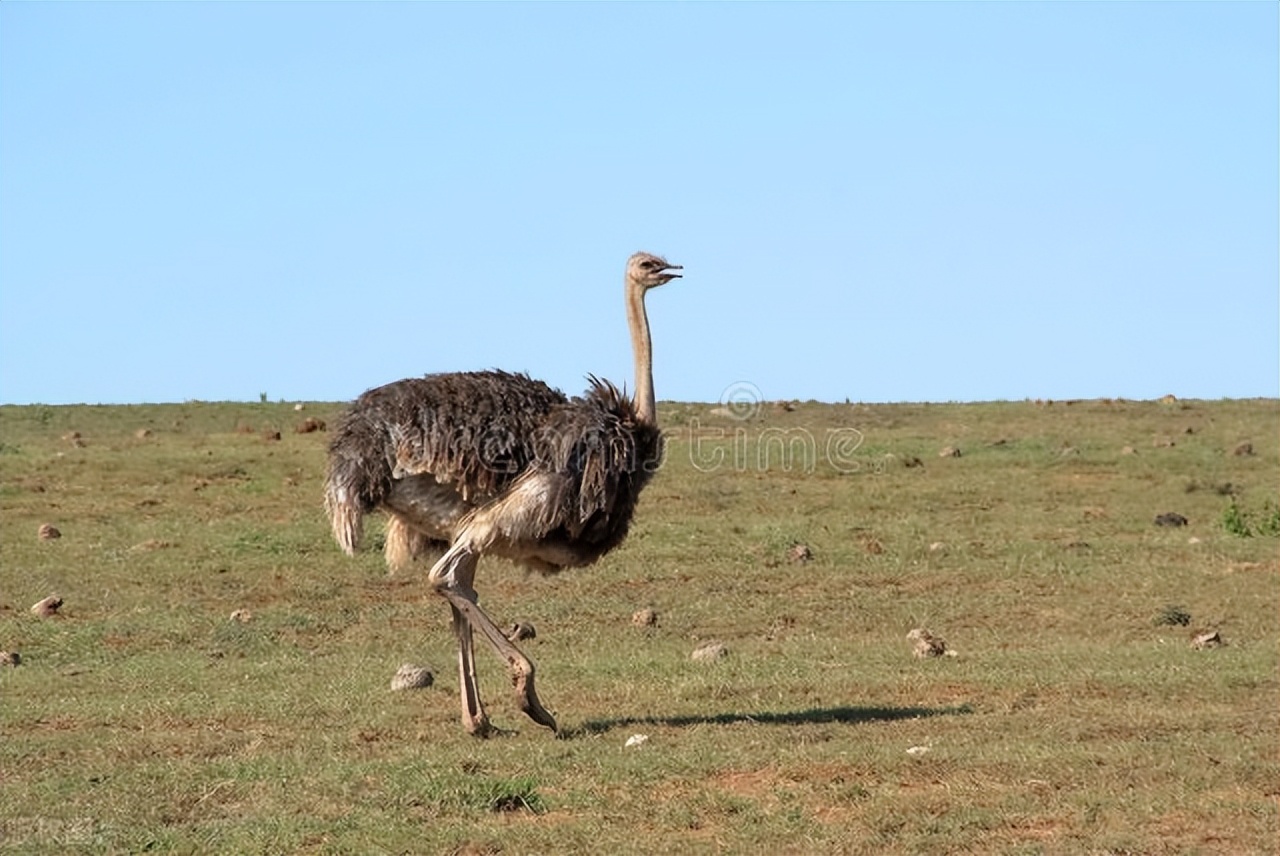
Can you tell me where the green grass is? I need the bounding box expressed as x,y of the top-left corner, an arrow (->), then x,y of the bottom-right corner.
2,397 -> 1277,854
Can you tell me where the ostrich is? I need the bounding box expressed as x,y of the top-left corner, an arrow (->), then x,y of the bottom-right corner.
324,252 -> 682,735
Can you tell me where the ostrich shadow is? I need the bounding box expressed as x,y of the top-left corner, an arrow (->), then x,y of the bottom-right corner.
563,703 -> 973,739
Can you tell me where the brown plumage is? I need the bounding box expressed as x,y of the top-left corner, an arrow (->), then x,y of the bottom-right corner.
323,252 -> 681,736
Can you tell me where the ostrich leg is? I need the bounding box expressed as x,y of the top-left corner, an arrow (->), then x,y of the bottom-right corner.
451,605 -> 491,735
428,545 -> 558,734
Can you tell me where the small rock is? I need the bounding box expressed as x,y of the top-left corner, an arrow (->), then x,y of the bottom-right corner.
624,734 -> 650,748
390,664 -> 434,691
938,446 -> 961,458
786,542 -> 813,564
691,641 -> 728,663
631,608 -> 659,628
1190,630 -> 1224,650
229,609 -> 253,624
0,651 -> 21,667
907,628 -> 953,658
1154,512 -> 1188,527
30,595 -> 63,618
37,523 -> 61,541
506,622 -> 537,642
1232,442 -> 1254,457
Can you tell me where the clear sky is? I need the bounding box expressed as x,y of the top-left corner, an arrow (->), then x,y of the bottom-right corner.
1,2 -> 1276,406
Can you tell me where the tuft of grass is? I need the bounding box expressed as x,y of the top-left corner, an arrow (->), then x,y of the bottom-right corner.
1154,604 -> 1192,627
1222,501 -> 1252,537
1223,498 -> 1280,537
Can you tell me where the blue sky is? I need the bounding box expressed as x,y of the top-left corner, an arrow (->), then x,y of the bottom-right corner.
1,2 -> 1276,406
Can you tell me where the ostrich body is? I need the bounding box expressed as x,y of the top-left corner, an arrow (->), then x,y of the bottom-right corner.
324,252 -> 681,735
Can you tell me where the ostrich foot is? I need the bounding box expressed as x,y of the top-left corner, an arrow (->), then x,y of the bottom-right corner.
513,668 -> 557,733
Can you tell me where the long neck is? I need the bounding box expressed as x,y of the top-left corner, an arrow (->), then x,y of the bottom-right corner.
626,280 -> 656,425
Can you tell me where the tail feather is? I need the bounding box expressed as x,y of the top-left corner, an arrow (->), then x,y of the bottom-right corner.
324,480 -> 365,556
324,405 -> 395,555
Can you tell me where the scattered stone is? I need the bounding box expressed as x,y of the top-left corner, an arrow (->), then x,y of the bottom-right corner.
1190,630 -> 1224,650
295,417 -> 327,434
907,628 -> 955,658
1154,512 -> 1188,528
390,664 -> 434,691
229,609 -> 254,624
0,651 -> 20,667
938,446 -> 961,458
1232,442 -> 1254,457
30,595 -> 63,618
786,542 -> 813,564
37,523 -> 61,541
624,733 -> 650,748
631,608 -> 659,628
691,641 -> 728,663
506,622 -> 537,642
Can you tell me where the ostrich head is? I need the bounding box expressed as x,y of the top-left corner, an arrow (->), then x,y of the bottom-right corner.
628,252 -> 682,289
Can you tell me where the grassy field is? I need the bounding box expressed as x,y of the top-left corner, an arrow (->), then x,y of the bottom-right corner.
1,396 -> 1277,854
